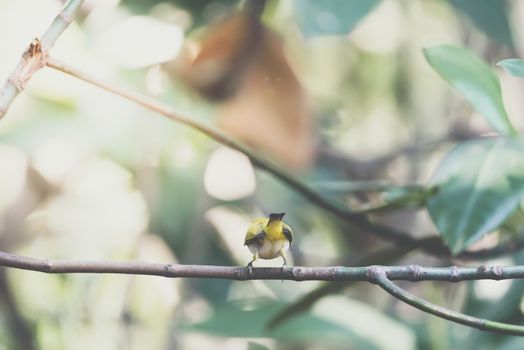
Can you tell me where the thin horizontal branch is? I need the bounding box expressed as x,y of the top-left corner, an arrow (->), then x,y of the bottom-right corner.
44,57 -> 520,260
0,0 -> 84,119
3,250 -> 524,336
2,250 -> 524,282
371,268 -> 524,336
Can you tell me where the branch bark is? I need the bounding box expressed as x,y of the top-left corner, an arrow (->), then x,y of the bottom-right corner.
2,249 -> 524,281
0,0 -> 85,118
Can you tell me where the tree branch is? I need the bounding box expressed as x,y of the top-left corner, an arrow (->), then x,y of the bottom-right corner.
43,57 -> 522,260
0,0 -> 85,118
370,268 -> 524,336
3,249 -> 524,335
2,249 -> 524,281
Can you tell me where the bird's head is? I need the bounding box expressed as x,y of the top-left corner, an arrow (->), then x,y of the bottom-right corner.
269,213 -> 286,222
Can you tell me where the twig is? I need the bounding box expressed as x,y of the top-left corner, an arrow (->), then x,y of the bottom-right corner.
370,268 -> 524,336
0,0 -> 85,119
268,238 -> 524,329
44,57 -> 504,259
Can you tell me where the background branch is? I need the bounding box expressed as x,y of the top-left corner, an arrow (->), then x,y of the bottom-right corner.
0,0 -> 85,118
44,57 -> 520,260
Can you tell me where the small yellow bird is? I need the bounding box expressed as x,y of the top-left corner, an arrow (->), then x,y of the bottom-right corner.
244,212 -> 293,271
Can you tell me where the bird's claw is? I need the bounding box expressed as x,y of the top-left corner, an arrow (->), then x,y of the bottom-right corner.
281,256 -> 287,274
281,263 -> 287,283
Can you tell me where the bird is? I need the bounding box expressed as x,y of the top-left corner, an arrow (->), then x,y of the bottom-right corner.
244,212 -> 293,273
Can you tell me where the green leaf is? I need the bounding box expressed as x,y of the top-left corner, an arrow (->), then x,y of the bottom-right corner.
450,0 -> 513,46
293,0 -> 381,37
497,59 -> 524,78
424,45 -> 517,136
247,342 -> 270,350
185,300 -> 379,349
427,137 -> 524,253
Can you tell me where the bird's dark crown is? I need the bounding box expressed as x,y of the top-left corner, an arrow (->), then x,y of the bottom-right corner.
269,213 -> 285,221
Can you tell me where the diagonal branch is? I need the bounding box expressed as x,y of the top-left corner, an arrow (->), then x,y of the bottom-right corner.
370,267 -> 524,336
0,0 -> 85,119
44,57 -> 522,259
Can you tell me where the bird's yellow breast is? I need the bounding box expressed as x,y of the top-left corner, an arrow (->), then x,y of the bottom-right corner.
245,218 -> 292,241
265,220 -> 285,241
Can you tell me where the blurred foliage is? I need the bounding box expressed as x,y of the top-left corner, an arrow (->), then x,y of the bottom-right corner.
293,0 -> 381,37
122,0 -> 238,27
498,58 -> 524,78
1,0 -> 524,349
449,0 -> 513,46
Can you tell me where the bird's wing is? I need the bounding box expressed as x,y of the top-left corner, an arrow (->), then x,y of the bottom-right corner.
244,218 -> 268,245
283,223 -> 293,244
244,232 -> 265,246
